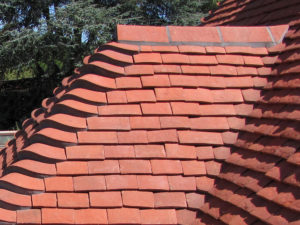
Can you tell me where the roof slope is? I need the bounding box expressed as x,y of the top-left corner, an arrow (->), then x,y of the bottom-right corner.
0,14 -> 298,225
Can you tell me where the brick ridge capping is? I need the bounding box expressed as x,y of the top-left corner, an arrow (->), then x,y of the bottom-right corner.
117,24 -> 289,47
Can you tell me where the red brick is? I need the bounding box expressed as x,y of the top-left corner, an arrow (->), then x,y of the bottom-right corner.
206,46 -> 226,54
98,104 -> 142,115
196,176 -> 215,192
106,175 -> 138,190
165,144 -> 197,159
222,131 -> 238,144
196,146 -> 215,160
57,193 -> 89,208
75,209 -> 108,224
141,102 -> 172,115
176,209 -> 197,225
168,176 -> 196,191
120,160 -> 151,174
189,117 -> 229,130
243,56 -> 264,66
151,45 -> 178,52
154,64 -> 181,74
181,160 -> 206,175
224,76 -> 253,88
209,65 -> 237,75
141,209 -> 177,224
42,208 -> 74,224
151,160 -> 182,174
77,131 -> 118,144
108,208 -> 141,224
118,24 -> 168,42
73,175 -> 106,191
184,88 -> 213,102
87,116 -> 130,131
171,102 -> 201,115
169,75 -> 199,87
212,89 -> 244,103
66,145 -> 104,160
130,116 -> 160,129
178,130 -> 223,145
186,193 -> 205,209
161,53 -> 190,64
116,77 -> 142,89
213,146 -> 231,160
169,26 -> 221,42
216,55 -> 244,65
189,55 -> 218,65
147,129 -> 178,143
155,87 -> 185,101
242,89 -> 261,102
134,53 -> 162,64
141,74 -> 170,88
237,66 -> 258,75
17,209 -> 41,224
137,175 -> 169,190
104,145 -> 135,158
118,130 -> 148,144
178,45 -> 206,54
160,116 -> 189,129
126,90 -> 156,103
0,209 -> 16,223
44,176 -> 73,191
32,193 -> 57,207
205,161 -> 222,176
134,145 -> 166,158
88,160 -> 119,174
220,26 -> 272,42
56,161 -> 88,175
181,65 -> 210,74
106,90 -> 127,103
122,191 -> 154,208
90,191 -> 122,207
198,104 -> 236,116
154,192 -> 187,208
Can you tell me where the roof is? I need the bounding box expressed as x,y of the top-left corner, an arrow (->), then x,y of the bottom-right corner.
0,2 -> 299,224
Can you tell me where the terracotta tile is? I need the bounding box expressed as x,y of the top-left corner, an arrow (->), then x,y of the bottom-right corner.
176,209 -> 197,225
196,176 -> 215,192
77,131 -> 118,144
130,116 -> 160,129
42,208 -> 74,224
90,61 -> 125,75
140,209 -> 177,224
12,159 -> 56,176
104,145 -> 135,158
189,55 -> 218,65
234,103 -> 254,116
126,90 -> 156,103
151,45 -> 179,52
122,191 -> 154,208
205,161 -> 222,176
141,74 -> 170,87
98,104 -> 142,115
66,88 -> 107,104
134,53 -> 162,64
0,189 -> 31,208
66,145 -> 104,160
189,117 -> 229,130
134,145 -> 166,158
184,88 -> 213,102
171,102 -> 201,115
106,90 -> 127,104
225,46 -> 267,55
45,113 -> 87,129
125,64 -> 154,75
56,99 -> 98,114
108,208 -> 141,224
186,193 -> 205,210
269,24 -> 289,42
206,46 -> 226,54
213,146 -> 231,160
105,175 -> 138,190
243,56 -> 264,66
44,176 -> 73,191
32,193 -> 57,208
161,53 -> 190,64
160,116 -> 189,129
216,54 -> 244,65
77,73 -> 116,89
90,191 -> 122,207
154,64 -> 182,74
213,89 -> 244,103
88,116 -> 130,131
242,89 -> 261,102
118,130 -> 148,144
88,160 -> 119,174
151,159 -> 182,174
105,41 -> 139,52
141,102 -> 172,115
168,176 -> 196,191
169,26 -> 221,42
73,175 -> 106,191
181,160 -> 206,175
57,193 -> 89,208
116,77 -> 142,89
154,192 -> 187,208
237,66 -> 258,75
224,76 -> 253,88
137,45 -> 151,52
118,24 -> 168,42
0,209 -> 16,223
17,209 -> 41,224
169,75 -> 199,87
178,130 -> 223,145
155,87 -> 184,101
98,48 -> 133,64
147,129 -> 178,143
178,45 -> 206,54
165,144 -> 197,159
209,65 -> 237,75
56,161 -> 88,175
35,127 -> 77,144
137,175 -> 169,190
196,146 -> 215,160
222,131 -> 239,144
181,65 -> 210,74
120,159 -> 151,174
74,209 -> 108,224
